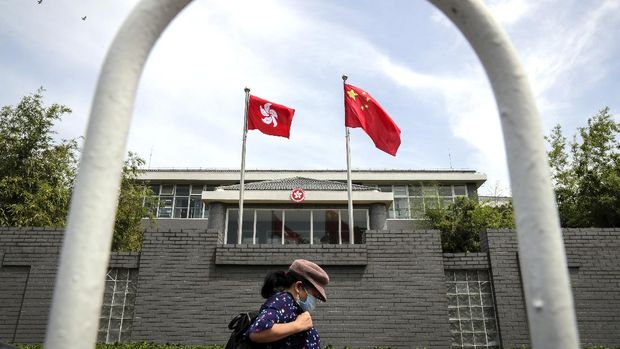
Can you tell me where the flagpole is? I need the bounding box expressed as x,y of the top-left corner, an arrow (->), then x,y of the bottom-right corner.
342,75 -> 354,245
238,87 -> 250,244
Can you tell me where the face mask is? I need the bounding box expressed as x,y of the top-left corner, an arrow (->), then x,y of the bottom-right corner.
298,288 -> 317,312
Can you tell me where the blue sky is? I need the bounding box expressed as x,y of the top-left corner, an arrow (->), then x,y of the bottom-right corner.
1,0 -> 619,195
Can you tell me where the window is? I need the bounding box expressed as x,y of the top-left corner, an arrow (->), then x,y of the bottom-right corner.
409,197 -> 425,219
381,184 -> 470,220
225,209 -> 254,244
255,210 -> 283,244
173,197 -> 189,218
144,185 -> 160,216
393,185 -> 408,196
446,270 -> 499,349
98,268 -> 138,343
284,210 -> 311,244
378,185 -> 392,193
159,196 -> 173,218
343,209 -> 368,244
454,185 -> 468,196
160,185 -> 173,195
189,196 -> 203,218
143,184 -> 208,219
394,198 -> 409,219
225,208 -> 368,245
313,210 -> 340,244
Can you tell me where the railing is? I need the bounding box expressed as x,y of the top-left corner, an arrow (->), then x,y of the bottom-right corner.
44,1 -> 580,348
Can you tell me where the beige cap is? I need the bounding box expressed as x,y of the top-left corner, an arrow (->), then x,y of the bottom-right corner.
289,259 -> 330,302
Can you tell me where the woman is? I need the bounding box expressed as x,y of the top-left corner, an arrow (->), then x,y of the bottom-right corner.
245,259 -> 329,349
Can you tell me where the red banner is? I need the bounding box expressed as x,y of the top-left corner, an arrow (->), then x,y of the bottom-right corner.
248,95 -> 295,138
344,84 -> 401,156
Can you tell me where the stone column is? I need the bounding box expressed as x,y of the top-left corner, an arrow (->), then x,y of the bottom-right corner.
206,202 -> 226,236
369,203 -> 387,231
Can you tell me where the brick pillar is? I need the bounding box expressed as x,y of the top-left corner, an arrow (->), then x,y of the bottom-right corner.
369,203 -> 387,230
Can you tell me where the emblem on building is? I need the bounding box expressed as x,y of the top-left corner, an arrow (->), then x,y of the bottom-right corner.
290,187 -> 305,203
260,103 -> 278,127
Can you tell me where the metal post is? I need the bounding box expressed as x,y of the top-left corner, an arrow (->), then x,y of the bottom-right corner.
428,1 -> 580,348
44,1 -> 193,348
238,88 -> 250,244
342,75 -> 355,245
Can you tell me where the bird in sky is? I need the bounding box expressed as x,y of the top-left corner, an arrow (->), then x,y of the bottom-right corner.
37,0 -> 42,4
81,16 -> 87,21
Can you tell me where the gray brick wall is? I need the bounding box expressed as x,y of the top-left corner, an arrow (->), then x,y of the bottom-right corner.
0,265 -> 29,343
130,228 -> 214,344
563,228 -> 620,347
0,227 -> 63,343
481,230 -> 529,349
2,226 -> 620,347
215,244 -> 368,266
481,228 -> 620,348
142,218 -> 208,231
443,252 -> 489,270
131,228 -> 450,348
0,227 -> 142,343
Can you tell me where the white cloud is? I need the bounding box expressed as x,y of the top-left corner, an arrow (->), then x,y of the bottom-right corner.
2,0 -> 618,195
486,0 -> 535,27
126,0 -> 403,170
380,57 -> 507,190
521,1 -> 620,104
393,0 -> 620,193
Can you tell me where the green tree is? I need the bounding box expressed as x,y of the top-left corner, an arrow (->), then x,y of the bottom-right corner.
426,197 -> 515,253
113,152 -> 157,251
0,88 -> 78,227
1,89 -> 155,251
546,107 -> 620,227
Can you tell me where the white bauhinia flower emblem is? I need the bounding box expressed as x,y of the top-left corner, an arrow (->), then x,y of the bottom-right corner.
260,103 -> 278,127
290,188 -> 305,202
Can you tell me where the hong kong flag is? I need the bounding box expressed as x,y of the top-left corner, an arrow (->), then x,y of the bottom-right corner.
247,95 -> 296,138
344,84 -> 401,156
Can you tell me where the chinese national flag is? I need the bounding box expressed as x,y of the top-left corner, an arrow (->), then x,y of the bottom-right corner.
344,84 -> 401,156
247,95 -> 295,138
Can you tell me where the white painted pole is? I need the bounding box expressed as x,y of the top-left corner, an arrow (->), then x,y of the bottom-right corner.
428,1 -> 580,348
342,75 -> 355,245
44,1 -> 193,348
238,88 -> 250,244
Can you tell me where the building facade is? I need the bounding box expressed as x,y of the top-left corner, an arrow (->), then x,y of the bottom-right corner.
139,168 -> 486,233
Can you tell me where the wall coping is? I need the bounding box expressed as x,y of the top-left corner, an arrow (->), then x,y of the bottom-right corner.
215,244 -> 368,266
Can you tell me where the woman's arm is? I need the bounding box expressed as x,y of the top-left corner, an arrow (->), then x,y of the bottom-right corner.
249,311 -> 313,343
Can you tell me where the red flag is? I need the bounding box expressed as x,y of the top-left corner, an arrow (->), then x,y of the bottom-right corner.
247,95 -> 295,138
344,83 -> 401,156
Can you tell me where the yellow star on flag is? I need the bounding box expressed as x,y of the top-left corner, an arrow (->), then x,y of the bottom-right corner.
346,89 -> 358,101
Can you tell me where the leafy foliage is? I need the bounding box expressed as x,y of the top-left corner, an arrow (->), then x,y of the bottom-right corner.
425,197 -> 515,253
112,152 -> 157,251
0,89 -> 154,251
546,107 -> 620,227
0,88 -> 78,227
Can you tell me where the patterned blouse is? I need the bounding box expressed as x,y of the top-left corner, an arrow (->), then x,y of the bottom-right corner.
245,291 -> 320,349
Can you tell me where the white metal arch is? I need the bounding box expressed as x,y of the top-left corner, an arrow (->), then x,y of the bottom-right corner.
44,1 -> 580,348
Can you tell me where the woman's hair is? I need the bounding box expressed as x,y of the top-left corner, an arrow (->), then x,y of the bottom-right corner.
260,270 -> 307,299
